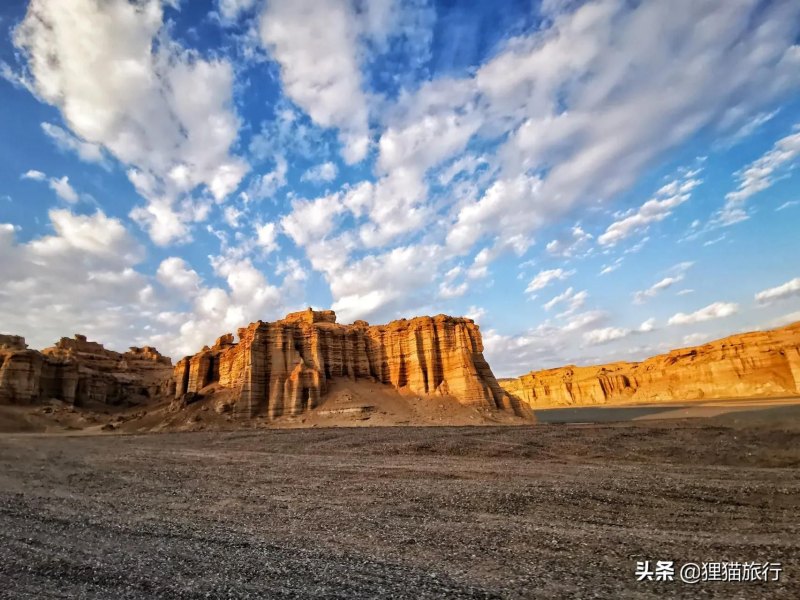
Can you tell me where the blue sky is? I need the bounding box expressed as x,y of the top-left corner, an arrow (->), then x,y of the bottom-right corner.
0,0 -> 799,376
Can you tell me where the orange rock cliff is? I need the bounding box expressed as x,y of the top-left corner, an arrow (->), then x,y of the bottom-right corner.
173,309 -> 527,419
500,321 -> 800,407
0,334 -> 173,406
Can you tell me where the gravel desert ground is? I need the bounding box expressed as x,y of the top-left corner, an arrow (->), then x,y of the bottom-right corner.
1,409 -> 799,599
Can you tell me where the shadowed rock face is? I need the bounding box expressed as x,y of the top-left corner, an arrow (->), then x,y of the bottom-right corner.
500,321 -> 800,408
173,309 -> 527,419
0,334 -> 173,406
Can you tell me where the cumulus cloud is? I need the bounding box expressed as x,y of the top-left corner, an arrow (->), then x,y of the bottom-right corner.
259,0 -> 372,163
442,0 -> 800,270
217,0 -> 257,24
21,169 -> 45,181
255,222 -> 279,253
0,210 -> 148,350
526,268 -> 575,294
755,277 -> 800,305
14,0 -> 248,245
583,327 -> 631,346
546,225 -> 593,258
543,287 -> 587,316
22,169 -> 84,204
583,318 -> 654,345
301,161 -> 338,184
48,176 -> 79,204
243,156 -> 288,202
155,257 -> 200,296
668,302 -> 739,325
40,122 -> 105,164
273,0 -> 800,329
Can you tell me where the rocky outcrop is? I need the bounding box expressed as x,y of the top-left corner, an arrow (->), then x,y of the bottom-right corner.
501,321 -> 800,408
0,334 -> 173,406
174,309 -> 527,419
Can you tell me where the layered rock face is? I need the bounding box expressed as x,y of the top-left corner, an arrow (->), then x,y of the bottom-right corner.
501,321 -> 800,408
0,334 -> 173,406
174,309 -> 526,419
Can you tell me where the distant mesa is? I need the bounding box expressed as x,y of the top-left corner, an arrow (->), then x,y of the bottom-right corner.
173,308 -> 529,419
0,333 -> 173,407
0,309 -> 530,423
500,321 -> 800,407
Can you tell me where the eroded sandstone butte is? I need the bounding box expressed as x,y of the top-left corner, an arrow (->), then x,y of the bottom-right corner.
0,334 -> 173,406
500,321 -> 800,408
174,309 -> 528,419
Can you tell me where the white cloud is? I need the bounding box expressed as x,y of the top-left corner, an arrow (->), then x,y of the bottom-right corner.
439,0 -> 800,272
543,287 -> 587,316
217,0 -> 257,24
632,262 -> 693,303
562,310 -> 607,332
223,205 -> 243,229
438,281 -> 468,299
725,126 -> 800,204
41,122 -> 105,164
48,176 -> 79,204
301,161 -> 338,184
465,305 -> 486,322
639,318 -> 656,332
281,192 -> 346,248
525,268 -> 574,294
156,257 -> 201,296
448,173 -> 542,254
717,109 -> 780,148
682,332 -> 709,345
21,169 -> 46,181
599,173 -> 701,246
22,169 -> 85,204
755,277 -> 800,305
668,302 -> 739,325
329,244 -> 444,323
546,225 -> 593,258
633,276 -> 682,304
259,0 -> 371,163
599,258 -> 623,276
583,327 -> 631,346
582,316 -> 655,345
243,156 -> 288,202
776,200 -> 799,211
0,209 -> 149,351
255,222 -> 279,253
15,0 -> 248,245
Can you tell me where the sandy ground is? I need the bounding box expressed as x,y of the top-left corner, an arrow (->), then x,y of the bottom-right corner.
0,379 -> 532,435
1,411 -> 799,599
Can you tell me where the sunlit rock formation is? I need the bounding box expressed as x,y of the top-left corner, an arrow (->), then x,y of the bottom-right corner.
0,334 -> 173,406
173,309 -> 527,419
500,321 -> 800,407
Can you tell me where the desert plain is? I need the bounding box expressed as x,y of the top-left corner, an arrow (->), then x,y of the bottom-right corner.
1,314 -> 799,597
1,401 -> 799,599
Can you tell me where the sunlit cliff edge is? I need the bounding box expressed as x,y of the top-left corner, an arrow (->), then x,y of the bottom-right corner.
500,321 -> 800,408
